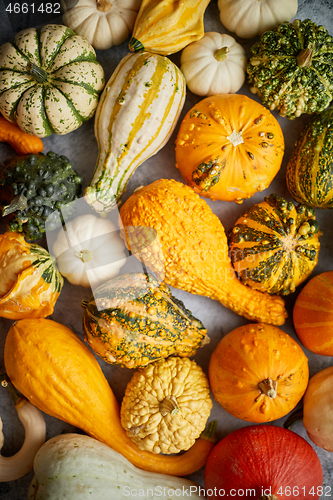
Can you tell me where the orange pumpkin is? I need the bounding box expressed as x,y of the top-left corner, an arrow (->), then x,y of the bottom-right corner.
175,94 -> 285,203
208,323 -> 309,423
293,271 -> 333,356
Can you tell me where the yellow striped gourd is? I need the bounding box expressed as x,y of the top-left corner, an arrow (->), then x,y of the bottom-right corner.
85,51 -> 186,213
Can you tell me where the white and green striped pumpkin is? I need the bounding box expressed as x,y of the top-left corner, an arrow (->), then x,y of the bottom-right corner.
84,51 -> 186,213
0,24 -> 105,137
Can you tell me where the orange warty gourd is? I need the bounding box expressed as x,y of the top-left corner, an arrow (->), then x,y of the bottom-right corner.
293,271 -> 333,356
4,318 -> 216,476
175,94 -> 285,203
119,179 -> 287,325
208,323 -> 309,423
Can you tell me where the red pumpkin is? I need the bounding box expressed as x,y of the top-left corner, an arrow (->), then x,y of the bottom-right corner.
205,425 -> 323,500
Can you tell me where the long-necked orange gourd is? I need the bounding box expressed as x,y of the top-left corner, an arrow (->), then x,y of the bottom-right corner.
4,318 -> 216,476
119,179 -> 287,325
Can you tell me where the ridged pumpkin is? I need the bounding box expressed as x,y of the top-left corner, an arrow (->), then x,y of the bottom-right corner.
85,51 -> 185,212
229,193 -> 321,295
129,0 -> 211,56
208,323 -> 309,423
119,179 -> 287,326
0,232 -> 63,319
4,318 -> 216,476
82,273 -> 209,368
0,24 -> 105,137
293,271 -> 333,356
286,106 -> 333,208
175,94 -> 284,203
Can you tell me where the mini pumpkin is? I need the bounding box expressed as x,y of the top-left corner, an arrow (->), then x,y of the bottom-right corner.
0,232 -> 63,319
0,24 -> 105,137
120,357 -> 213,454
63,0 -> 141,50
229,193 -> 321,295
293,271 -> 333,356
180,32 -> 247,96
82,273 -> 209,368
175,94 -> 284,203
208,323 -> 309,423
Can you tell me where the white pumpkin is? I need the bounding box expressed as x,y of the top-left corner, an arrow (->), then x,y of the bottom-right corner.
180,32 -> 246,96
52,214 -> 127,288
63,0 -> 142,50
218,0 -> 298,39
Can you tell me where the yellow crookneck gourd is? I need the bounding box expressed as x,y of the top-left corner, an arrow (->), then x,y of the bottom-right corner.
129,0 -> 211,56
119,179 -> 287,325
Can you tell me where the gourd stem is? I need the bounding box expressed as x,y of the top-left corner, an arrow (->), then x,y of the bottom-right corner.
258,495 -> 279,500
200,420 -> 217,442
283,408 -> 304,430
258,377 -> 277,399
74,250 -> 93,263
96,0 -> 112,12
2,194 -> 28,216
296,44 -> 314,68
214,46 -> 230,61
28,62 -> 49,83
159,395 -> 179,416
1,373 -> 21,405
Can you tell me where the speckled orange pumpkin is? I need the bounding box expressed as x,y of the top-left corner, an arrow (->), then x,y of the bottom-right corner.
208,323 -> 309,423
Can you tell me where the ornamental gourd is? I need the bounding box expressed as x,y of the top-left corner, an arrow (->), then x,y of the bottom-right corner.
180,33 -> 247,96
175,94 -> 284,203
0,24 -> 105,137
286,106 -> 333,208
0,152 -> 82,240
82,273 -> 209,368
4,318 -> 216,476
121,357 -> 213,454
28,433 -> 204,500
129,0 -> 211,56
63,0 -> 141,50
0,232 -> 63,319
205,425 -> 323,500
52,214 -> 127,288
247,19 -> 333,119
119,179 -> 287,325
293,271 -> 333,356
208,323 -> 309,423
217,0 -> 298,39
229,193 -> 321,295
0,117 -> 43,155
85,51 -> 186,213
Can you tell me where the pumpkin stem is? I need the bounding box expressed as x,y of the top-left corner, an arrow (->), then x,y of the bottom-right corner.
200,420 -> 217,442
2,194 -> 28,217
27,62 -> 49,84
97,0 -> 112,12
258,495 -> 279,500
74,250 -> 93,263
214,46 -> 230,61
258,377 -> 277,399
159,395 -> 179,416
296,44 -> 314,68
283,408 -> 304,429
227,130 -> 244,147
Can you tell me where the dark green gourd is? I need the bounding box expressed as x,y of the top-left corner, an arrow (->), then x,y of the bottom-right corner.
286,106 -> 333,208
82,273 -> 209,369
0,151 -> 82,239
247,19 -> 333,119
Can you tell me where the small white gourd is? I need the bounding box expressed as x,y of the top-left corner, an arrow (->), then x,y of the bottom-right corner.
180,32 -> 247,96
218,0 -> 298,39
63,0 -> 142,50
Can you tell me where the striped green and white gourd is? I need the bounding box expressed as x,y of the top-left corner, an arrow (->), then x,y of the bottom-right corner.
81,273 -> 208,369
286,106 -> 333,209
84,51 -> 186,213
0,24 -> 105,137
229,193 -> 321,295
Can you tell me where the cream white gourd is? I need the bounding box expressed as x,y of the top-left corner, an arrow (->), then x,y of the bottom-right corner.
84,51 -> 186,213
63,0 -> 142,50
180,32 -> 247,96
52,214 -> 126,288
217,0 -> 298,39
28,433 -> 203,499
